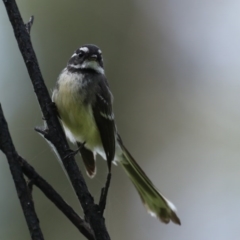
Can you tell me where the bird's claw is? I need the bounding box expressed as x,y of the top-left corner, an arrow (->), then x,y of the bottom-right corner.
64,142 -> 86,159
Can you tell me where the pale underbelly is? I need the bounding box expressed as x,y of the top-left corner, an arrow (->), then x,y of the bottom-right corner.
61,106 -> 123,164
60,106 -> 102,150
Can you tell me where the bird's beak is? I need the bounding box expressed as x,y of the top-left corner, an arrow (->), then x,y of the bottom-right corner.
88,54 -> 98,61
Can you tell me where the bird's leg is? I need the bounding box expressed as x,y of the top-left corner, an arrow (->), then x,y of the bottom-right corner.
64,142 -> 86,159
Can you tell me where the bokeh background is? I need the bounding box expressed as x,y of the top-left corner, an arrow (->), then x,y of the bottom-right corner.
1,0 -> 240,239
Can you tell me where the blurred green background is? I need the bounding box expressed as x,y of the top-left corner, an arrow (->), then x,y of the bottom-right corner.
1,0 -> 240,239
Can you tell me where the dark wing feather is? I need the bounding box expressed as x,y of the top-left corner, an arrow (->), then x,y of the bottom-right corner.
92,76 -> 115,171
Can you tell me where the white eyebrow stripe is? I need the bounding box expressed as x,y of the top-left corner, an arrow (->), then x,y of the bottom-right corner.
98,49 -> 102,54
79,47 -> 89,53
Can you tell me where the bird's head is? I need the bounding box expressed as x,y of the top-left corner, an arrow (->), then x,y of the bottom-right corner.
67,44 -> 104,74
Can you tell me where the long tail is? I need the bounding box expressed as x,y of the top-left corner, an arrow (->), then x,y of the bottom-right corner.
117,136 -> 181,225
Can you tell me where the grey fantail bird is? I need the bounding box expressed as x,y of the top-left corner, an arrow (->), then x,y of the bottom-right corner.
52,44 -> 181,225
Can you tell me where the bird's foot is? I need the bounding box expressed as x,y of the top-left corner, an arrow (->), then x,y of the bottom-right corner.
64,142 -> 86,159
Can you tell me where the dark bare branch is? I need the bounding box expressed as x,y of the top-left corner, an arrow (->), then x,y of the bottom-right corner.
0,104 -> 44,240
20,156 -> 95,240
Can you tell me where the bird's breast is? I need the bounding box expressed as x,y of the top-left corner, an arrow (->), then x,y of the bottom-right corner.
52,71 -> 101,149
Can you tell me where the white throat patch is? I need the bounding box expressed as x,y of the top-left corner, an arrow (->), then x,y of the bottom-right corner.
81,60 -> 104,74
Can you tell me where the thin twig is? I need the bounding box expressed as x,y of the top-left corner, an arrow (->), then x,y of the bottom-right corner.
99,173 -> 112,216
0,105 -> 44,240
25,16 -> 34,34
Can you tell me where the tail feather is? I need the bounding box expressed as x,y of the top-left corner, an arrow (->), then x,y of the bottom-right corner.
77,142 -> 96,178
119,142 -> 181,225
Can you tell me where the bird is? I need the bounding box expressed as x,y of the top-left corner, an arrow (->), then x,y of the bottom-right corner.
52,44 -> 181,225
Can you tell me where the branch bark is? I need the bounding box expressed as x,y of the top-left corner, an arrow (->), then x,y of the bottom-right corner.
2,0 -> 111,239
20,156 -> 95,240
0,105 -> 44,240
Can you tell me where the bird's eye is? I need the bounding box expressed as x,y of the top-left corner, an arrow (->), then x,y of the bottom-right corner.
78,51 -> 84,57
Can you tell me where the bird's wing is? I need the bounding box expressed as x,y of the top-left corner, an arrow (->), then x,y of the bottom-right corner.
92,76 -> 116,171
